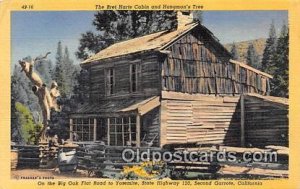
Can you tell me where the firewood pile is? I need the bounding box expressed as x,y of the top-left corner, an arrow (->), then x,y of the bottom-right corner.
39,137 -> 60,168
38,142 -> 58,168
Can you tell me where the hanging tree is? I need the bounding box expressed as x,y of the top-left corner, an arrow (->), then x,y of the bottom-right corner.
18,52 -> 61,141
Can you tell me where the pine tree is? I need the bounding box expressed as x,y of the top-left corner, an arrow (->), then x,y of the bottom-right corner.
261,21 -> 277,75
230,43 -> 239,60
63,46 -> 74,96
63,46 -> 80,97
53,41 -> 79,97
72,69 -> 90,107
53,41 -> 70,97
271,23 -> 289,97
246,43 -> 260,69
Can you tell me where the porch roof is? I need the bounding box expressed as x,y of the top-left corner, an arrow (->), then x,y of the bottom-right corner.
72,96 -> 160,117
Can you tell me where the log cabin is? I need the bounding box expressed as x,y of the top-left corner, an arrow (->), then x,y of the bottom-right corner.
70,11 -> 288,149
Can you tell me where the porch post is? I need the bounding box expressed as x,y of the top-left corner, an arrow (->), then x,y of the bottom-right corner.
93,118 -> 97,142
69,118 -> 73,141
107,118 -> 110,146
240,94 -> 245,147
136,114 -> 141,147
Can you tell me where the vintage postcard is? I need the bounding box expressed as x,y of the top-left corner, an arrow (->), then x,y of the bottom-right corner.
0,0 -> 300,188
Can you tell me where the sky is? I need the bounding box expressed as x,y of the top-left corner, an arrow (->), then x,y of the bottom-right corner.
202,11 -> 288,43
11,11 -> 95,70
11,11 -> 288,71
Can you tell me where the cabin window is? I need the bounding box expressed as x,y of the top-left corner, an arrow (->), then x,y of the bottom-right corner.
96,118 -> 107,142
105,68 -> 115,96
71,118 -> 95,141
108,116 -> 136,146
130,64 -> 138,93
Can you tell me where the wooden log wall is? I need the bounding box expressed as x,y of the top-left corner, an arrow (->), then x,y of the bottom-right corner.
160,93 -> 241,147
244,97 -> 288,147
89,67 -> 105,103
87,53 -> 161,103
161,32 -> 270,96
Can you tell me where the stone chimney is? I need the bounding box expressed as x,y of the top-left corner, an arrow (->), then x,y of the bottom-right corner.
177,11 -> 194,29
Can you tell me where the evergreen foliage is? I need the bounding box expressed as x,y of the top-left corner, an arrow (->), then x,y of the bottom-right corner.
14,102 -> 41,144
230,43 -> 239,60
261,21 -> 277,75
271,23 -> 289,97
246,43 -> 260,69
261,21 -> 288,97
53,41 -> 79,97
72,68 -> 90,107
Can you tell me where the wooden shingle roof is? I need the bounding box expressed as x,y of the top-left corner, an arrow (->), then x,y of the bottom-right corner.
82,23 -> 199,64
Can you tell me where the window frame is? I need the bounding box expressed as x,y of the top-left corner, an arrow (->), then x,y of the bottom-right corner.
71,118 -> 95,142
130,64 -> 139,93
105,67 -> 115,96
108,116 -> 136,146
